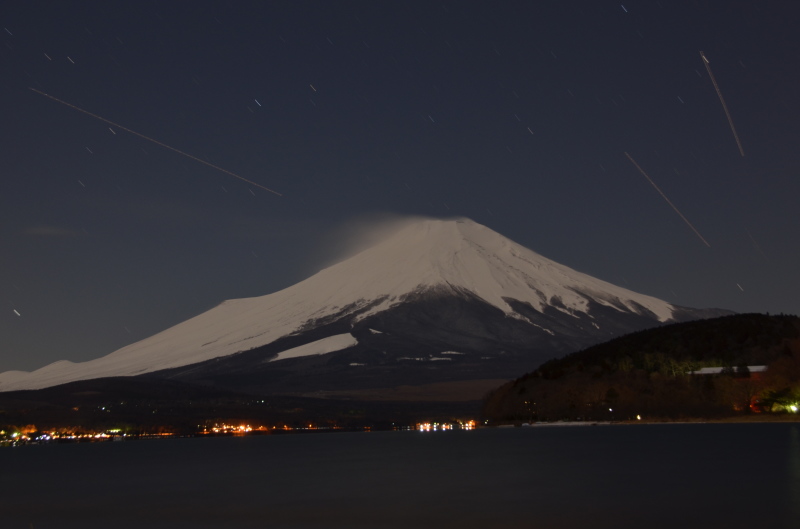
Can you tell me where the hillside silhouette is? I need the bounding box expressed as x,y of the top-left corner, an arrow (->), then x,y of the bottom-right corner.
482,313 -> 800,422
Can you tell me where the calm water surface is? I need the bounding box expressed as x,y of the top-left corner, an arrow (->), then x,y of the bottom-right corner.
2,423 -> 799,528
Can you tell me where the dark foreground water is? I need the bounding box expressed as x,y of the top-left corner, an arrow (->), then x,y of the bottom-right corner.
2,423 -> 799,528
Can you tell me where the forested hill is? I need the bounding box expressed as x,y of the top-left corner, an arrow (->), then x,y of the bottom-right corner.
534,313 -> 799,377
482,313 -> 800,422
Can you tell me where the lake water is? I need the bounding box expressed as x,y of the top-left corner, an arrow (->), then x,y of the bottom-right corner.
2,423 -> 799,528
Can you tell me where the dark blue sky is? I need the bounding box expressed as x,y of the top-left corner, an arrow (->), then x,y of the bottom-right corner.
2,1 -> 799,373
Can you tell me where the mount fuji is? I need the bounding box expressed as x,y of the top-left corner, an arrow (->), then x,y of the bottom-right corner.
0,218 -> 730,397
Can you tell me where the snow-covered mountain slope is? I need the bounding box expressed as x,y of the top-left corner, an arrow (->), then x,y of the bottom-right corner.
0,217 -> 725,392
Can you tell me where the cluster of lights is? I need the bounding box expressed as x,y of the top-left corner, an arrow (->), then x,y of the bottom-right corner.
58,432 -> 128,440
204,424 -> 255,434
417,423 -> 451,431
417,420 -> 476,432
1,428 -> 135,444
198,423 -> 344,434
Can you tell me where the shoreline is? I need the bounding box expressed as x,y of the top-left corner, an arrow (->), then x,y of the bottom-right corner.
501,414 -> 800,428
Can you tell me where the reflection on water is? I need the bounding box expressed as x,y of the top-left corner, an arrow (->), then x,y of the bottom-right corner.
1,424 -> 798,528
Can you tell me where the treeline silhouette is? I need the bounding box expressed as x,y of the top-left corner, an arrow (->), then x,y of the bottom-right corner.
482,313 -> 800,422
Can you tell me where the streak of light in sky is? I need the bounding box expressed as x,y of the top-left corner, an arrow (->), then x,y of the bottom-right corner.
700,51 -> 745,157
624,152 -> 712,248
746,229 -> 768,259
29,88 -> 283,196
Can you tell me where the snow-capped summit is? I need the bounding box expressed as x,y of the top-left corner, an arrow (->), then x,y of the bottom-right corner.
0,217 -> 729,392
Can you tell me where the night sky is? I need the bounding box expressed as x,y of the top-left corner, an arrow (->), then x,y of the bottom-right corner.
2,1 -> 799,373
